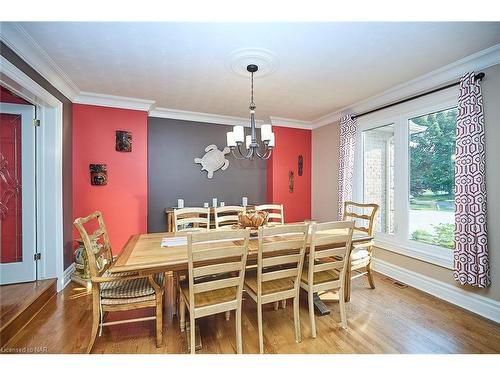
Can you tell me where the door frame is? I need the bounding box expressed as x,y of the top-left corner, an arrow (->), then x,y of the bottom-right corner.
0,55 -> 65,291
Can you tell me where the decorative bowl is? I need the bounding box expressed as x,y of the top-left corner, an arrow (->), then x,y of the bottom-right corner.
237,210 -> 269,229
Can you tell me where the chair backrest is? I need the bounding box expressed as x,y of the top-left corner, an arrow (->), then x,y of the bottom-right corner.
173,207 -> 210,232
256,224 -> 308,301
214,205 -> 246,229
255,204 -> 284,224
342,201 -> 379,236
73,211 -> 113,279
307,221 -> 354,290
187,229 -> 250,314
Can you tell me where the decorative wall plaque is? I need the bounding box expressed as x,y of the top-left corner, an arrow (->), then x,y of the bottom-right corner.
194,144 -> 230,179
115,130 -> 132,152
298,155 -> 303,176
90,164 -> 108,186
289,170 -> 294,193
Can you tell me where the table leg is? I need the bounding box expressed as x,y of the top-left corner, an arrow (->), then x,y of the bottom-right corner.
345,262 -> 352,302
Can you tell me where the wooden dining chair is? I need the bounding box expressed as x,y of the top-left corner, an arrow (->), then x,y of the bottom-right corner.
214,205 -> 246,228
300,221 -> 354,337
173,207 -> 211,232
244,223 -> 308,354
73,211 -> 165,353
179,229 -> 250,354
342,201 -> 379,301
255,204 -> 284,225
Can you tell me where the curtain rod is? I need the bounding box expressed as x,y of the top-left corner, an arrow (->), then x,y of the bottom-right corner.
352,72 -> 485,120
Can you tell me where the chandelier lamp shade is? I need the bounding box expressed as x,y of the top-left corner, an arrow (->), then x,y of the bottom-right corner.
226,64 -> 275,160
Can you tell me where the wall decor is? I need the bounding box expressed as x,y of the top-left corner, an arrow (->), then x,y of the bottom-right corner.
90,164 -> 108,186
289,170 -> 294,193
194,144 -> 230,179
115,130 -> 132,152
298,155 -> 303,176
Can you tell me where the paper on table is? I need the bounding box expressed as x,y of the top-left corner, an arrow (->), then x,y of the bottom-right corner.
161,236 -> 243,248
161,237 -> 187,247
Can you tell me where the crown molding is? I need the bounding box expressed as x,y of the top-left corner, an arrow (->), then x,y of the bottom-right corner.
270,116 -> 312,130
149,107 -> 267,127
0,22 -> 80,101
311,43 -> 500,129
73,91 -> 155,112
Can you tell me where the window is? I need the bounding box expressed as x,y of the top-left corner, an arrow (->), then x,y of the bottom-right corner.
362,124 -> 394,233
354,89 -> 457,268
408,108 -> 457,249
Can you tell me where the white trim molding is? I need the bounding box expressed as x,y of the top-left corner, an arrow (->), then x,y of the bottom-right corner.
63,263 -> 76,289
149,107 -> 265,127
373,258 -> 500,323
0,22 -> 80,101
73,91 -> 155,112
311,43 -> 500,129
270,116 -> 313,130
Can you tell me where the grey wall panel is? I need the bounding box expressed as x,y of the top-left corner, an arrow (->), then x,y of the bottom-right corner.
148,117 -> 267,232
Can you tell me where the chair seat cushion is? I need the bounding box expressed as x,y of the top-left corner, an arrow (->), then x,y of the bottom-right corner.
351,249 -> 370,261
100,272 -> 164,299
301,267 -> 340,285
244,270 -> 294,296
179,280 -> 237,308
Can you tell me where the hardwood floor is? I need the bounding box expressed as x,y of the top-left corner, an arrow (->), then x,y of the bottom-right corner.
2,273 -> 500,354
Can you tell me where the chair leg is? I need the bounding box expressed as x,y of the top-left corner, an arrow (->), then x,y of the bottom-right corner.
225,311 -> 231,321
236,307 -> 243,354
257,303 -> 264,354
366,261 -> 376,289
308,290 -> 316,338
273,301 -> 279,311
179,298 -> 186,332
87,290 -> 100,353
190,314 -> 196,354
293,296 -> 301,343
339,287 -> 347,329
156,294 -> 163,347
281,299 -> 287,309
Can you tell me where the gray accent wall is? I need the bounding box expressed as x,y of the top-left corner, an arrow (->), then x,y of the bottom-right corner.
148,117 -> 267,232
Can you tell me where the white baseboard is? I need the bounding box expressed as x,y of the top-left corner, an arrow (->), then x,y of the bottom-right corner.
62,263 -> 75,290
373,258 -> 500,323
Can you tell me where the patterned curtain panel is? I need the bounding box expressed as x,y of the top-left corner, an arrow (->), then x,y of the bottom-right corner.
454,72 -> 490,288
337,115 -> 357,220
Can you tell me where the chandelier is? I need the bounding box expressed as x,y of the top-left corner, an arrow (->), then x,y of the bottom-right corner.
226,64 -> 275,160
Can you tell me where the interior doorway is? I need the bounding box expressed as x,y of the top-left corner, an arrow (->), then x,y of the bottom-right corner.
0,96 -> 37,285
1,55 -> 64,291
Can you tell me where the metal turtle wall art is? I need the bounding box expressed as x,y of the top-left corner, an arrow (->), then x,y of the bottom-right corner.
194,144 -> 230,179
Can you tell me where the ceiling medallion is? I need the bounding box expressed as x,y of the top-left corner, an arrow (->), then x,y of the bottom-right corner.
227,48 -> 278,78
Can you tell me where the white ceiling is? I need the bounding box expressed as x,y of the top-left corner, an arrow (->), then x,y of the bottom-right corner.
10,22 -> 500,121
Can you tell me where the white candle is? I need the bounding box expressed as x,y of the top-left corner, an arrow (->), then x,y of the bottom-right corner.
261,124 -> 272,141
269,132 -> 275,147
212,198 -> 218,207
242,196 -> 248,206
233,125 -> 244,143
220,201 -> 225,207
226,131 -> 236,147
204,202 -> 209,208
177,199 -> 184,208
245,135 -> 252,149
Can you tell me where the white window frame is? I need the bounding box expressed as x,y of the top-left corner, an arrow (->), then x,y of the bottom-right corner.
354,87 -> 458,269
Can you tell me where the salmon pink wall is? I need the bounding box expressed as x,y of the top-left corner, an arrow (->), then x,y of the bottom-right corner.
267,126 -> 311,223
72,104 -> 148,254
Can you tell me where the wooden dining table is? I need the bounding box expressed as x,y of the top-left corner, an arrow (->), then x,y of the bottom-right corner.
110,227 -> 373,315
